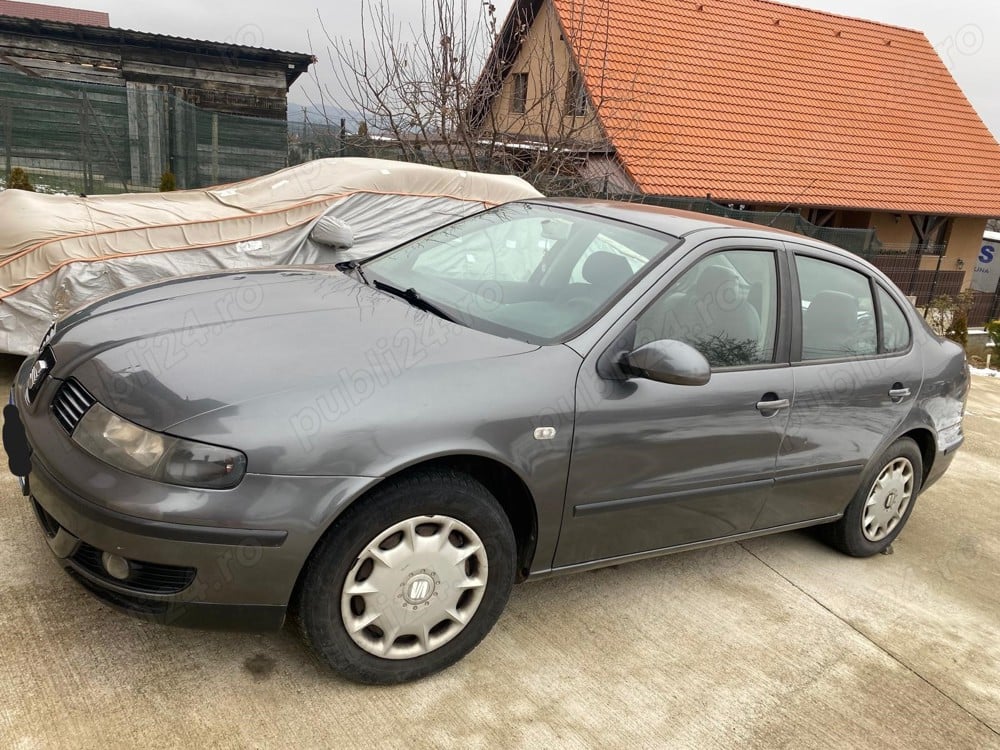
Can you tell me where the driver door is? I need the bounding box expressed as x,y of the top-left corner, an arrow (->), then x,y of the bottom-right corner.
553,242 -> 793,568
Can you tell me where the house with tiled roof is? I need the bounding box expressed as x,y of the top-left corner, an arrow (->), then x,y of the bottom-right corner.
472,0 -> 1000,297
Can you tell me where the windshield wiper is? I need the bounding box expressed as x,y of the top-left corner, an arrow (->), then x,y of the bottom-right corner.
335,260 -> 369,286
372,280 -> 457,323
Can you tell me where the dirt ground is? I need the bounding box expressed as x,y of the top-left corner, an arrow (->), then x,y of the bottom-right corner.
1,354 -> 998,749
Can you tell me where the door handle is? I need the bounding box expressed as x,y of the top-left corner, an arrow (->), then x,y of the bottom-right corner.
756,398 -> 790,413
889,385 -> 911,402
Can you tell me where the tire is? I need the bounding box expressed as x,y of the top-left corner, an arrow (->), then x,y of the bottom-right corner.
297,469 -> 516,684
824,437 -> 923,557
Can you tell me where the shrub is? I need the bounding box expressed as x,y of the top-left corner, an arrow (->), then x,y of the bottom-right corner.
927,290 -> 974,348
159,171 -> 177,192
946,307 -> 969,348
925,295 -> 952,336
7,167 -> 35,191
986,320 -> 1000,351
944,290 -> 974,348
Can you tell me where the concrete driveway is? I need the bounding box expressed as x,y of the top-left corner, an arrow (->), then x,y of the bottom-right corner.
1,353 -> 998,749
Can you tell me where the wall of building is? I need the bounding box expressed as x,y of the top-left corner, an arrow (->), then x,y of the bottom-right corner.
869,211 -> 915,247
868,211 -> 987,287
577,155 -> 636,192
0,19 -> 310,119
945,216 -> 989,286
488,0 -> 604,145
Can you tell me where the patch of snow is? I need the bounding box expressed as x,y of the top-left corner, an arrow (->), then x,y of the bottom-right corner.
970,367 -> 999,378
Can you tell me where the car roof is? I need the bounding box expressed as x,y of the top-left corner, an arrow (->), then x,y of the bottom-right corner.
522,197 -> 824,245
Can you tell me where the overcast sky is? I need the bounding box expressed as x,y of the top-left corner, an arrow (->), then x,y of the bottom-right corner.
26,0 -> 1000,136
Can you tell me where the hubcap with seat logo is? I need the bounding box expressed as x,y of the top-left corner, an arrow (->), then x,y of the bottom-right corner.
403,573 -> 436,605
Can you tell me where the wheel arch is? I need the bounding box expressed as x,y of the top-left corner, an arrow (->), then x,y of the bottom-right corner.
842,424 -> 937,518
897,427 -> 936,486
292,452 -> 540,612
384,455 -> 540,580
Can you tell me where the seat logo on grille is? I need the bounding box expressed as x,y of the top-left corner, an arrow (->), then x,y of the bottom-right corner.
27,359 -> 48,392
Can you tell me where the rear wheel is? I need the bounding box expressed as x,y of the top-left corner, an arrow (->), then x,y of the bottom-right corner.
298,470 -> 515,684
824,437 -> 923,557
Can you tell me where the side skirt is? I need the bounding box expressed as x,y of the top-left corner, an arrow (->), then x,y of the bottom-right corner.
527,515 -> 842,581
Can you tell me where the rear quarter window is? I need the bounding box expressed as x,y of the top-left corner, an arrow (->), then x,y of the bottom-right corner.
878,286 -> 912,353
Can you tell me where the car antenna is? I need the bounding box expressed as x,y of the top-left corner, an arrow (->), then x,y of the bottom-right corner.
767,178 -> 818,227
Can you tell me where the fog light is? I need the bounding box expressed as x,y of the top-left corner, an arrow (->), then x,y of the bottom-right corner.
101,552 -> 131,581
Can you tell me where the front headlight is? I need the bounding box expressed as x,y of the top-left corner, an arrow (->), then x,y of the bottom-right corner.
73,403 -> 246,489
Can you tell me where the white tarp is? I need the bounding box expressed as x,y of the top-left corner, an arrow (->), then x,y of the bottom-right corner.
0,158 -> 541,354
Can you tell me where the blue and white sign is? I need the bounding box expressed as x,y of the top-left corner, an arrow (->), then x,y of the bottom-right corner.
972,231 -> 1000,293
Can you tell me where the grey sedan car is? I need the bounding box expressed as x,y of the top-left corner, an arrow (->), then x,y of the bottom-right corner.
4,200 -> 968,683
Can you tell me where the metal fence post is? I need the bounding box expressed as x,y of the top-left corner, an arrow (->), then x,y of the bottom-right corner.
78,96 -> 93,193
211,113 -> 219,185
989,289 -> 1000,324
923,252 -> 944,313
2,102 -> 11,179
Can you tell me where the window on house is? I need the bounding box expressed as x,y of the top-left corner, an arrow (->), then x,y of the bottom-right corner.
565,70 -> 588,117
510,73 -> 528,114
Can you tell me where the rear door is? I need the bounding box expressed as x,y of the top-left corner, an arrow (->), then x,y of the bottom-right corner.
755,244 -> 924,528
554,239 -> 794,568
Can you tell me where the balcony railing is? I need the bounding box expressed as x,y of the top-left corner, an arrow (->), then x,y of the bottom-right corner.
874,243 -> 947,256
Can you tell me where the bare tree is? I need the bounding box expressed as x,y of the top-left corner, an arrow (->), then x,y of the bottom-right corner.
304,0 -> 640,194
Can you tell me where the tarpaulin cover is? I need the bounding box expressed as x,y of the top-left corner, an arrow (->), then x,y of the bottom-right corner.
0,158 -> 541,354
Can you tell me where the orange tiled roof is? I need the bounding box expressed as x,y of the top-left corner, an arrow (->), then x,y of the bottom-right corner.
0,0 -> 109,26
551,0 -> 1000,216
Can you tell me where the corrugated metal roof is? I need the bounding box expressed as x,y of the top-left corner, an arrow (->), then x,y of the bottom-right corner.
0,13 -> 314,63
552,0 -> 1000,216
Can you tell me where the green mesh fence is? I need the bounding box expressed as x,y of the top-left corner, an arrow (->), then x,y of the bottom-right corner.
0,64 -> 287,194
631,195 -> 882,255
535,186 -> 881,255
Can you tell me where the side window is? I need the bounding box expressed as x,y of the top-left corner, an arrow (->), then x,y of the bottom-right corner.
636,250 -> 779,368
795,255 -> 877,360
878,286 -> 911,353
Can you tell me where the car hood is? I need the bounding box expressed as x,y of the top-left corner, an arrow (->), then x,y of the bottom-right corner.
49,268 -> 538,431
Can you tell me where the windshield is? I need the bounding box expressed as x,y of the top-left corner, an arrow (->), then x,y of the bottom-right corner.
363,203 -> 679,343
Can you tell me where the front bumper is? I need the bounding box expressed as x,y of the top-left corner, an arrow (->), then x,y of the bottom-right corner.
9,355 -> 377,630
28,454 -> 288,630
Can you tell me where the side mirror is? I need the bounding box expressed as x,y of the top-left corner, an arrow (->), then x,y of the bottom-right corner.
625,339 -> 711,386
311,215 -> 355,249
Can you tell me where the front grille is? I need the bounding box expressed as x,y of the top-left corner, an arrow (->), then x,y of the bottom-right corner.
51,378 -> 95,434
70,541 -> 197,595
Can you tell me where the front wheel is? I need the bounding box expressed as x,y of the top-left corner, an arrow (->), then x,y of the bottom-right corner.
824,437 -> 923,557
297,470 -> 516,684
